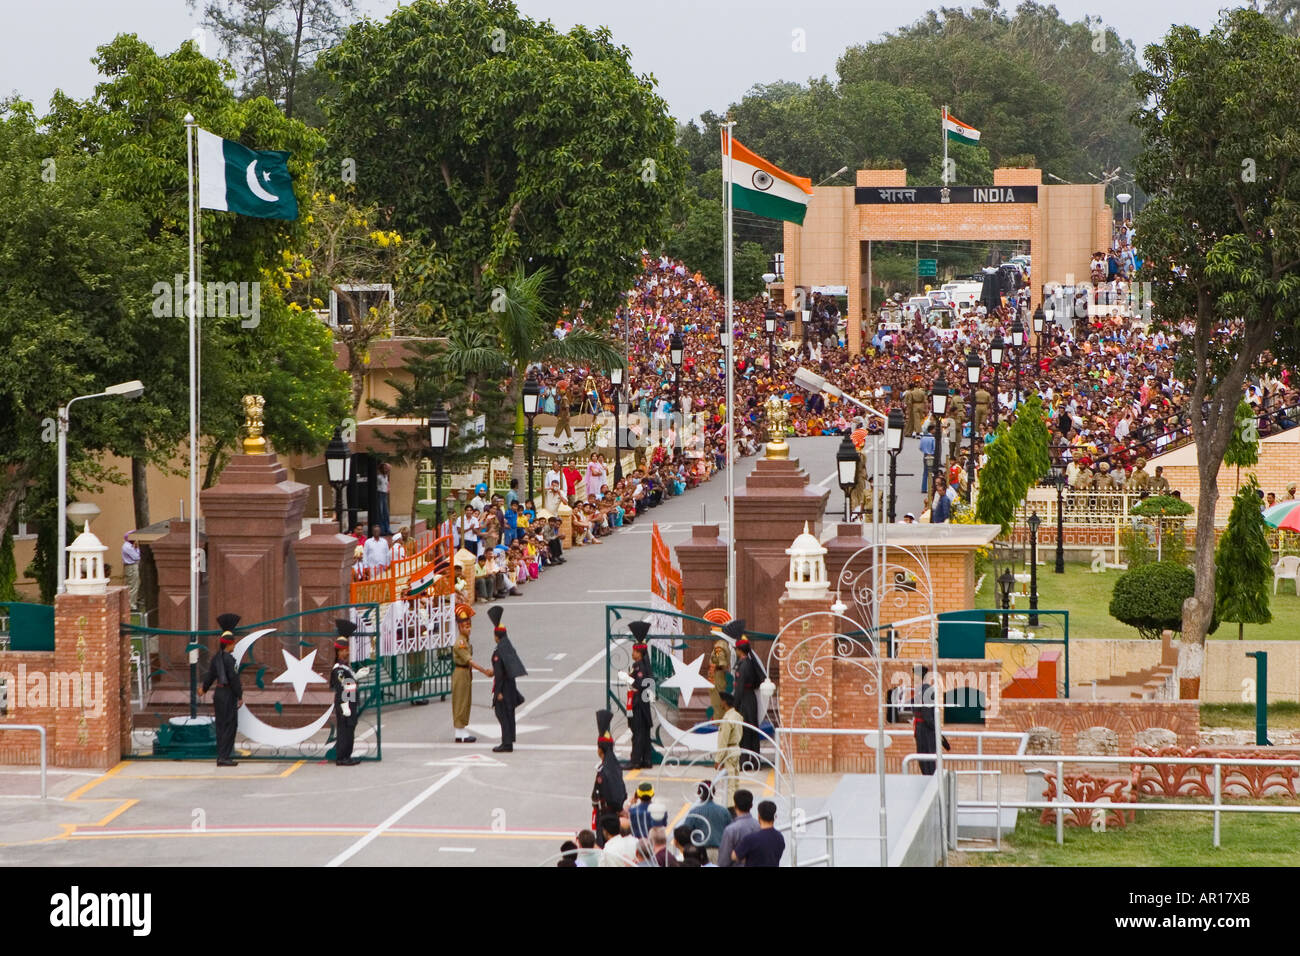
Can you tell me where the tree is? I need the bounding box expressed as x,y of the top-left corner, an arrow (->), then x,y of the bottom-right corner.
190,0 -> 357,123
47,35 -> 350,496
974,423 -> 1020,533
318,0 -> 686,327
1215,476 -> 1273,641
1224,400 -> 1260,490
442,265 -> 624,481
1110,561 -> 1217,641
1007,393 -> 1051,495
662,196 -> 768,300
1133,10 -> 1300,695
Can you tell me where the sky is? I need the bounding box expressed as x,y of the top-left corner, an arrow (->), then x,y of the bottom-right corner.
2,0 -> 1234,124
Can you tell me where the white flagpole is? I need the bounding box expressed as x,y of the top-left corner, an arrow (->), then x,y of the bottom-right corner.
723,120 -> 736,617
185,114 -> 199,645
942,105 -> 949,185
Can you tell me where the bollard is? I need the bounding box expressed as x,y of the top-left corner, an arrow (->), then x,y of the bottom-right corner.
1245,652 -> 1271,747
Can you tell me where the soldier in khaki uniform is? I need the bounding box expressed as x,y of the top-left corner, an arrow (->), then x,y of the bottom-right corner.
452,603 -> 492,742
1150,466 -> 1171,494
949,390 -> 966,434
1126,457 -> 1151,493
905,383 -> 928,437
708,638 -> 731,719
714,691 -> 744,809
974,386 -> 992,433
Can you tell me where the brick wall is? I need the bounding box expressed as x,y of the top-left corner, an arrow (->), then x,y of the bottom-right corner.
987,699 -> 1199,752
1157,428 -> 1300,523
0,587 -> 130,767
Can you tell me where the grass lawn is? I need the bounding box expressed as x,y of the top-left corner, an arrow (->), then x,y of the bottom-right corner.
1201,702 -> 1300,730
974,564 -> 1300,641
961,803 -> 1300,866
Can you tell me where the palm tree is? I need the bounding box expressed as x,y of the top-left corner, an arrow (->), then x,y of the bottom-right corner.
445,265 -> 625,485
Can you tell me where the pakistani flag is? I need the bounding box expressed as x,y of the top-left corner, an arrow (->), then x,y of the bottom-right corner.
942,110 -> 981,146
197,128 -> 299,220
721,131 -> 813,225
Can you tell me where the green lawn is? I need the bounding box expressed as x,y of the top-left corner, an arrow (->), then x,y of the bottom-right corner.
962,803 -> 1300,866
1201,702 -> 1300,730
974,564 -> 1300,641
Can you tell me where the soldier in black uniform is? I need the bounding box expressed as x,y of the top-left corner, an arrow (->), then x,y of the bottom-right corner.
625,620 -> 655,770
199,613 -> 243,767
592,709 -> 627,846
724,620 -> 766,773
488,606 -> 526,752
911,666 -> 950,776
331,619 -> 361,766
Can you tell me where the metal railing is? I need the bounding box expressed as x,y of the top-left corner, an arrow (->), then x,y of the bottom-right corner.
901,751 -> 1300,848
779,810 -> 834,867
953,769 -> 1002,852
0,724 -> 47,798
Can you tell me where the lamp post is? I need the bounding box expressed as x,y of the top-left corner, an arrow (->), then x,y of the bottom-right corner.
1010,317 -> 1025,411
325,426 -> 353,534
836,435 -> 860,522
523,375 -> 541,504
669,333 -> 684,459
610,365 -> 625,483
764,309 -> 777,371
965,350 -> 981,503
1116,191 -> 1132,222
997,569 -> 1014,640
717,323 -> 726,353
887,407 -> 904,523
989,334 -> 1004,428
1052,463 -> 1066,574
931,373 -> 949,495
57,380 -> 145,594
428,408 -> 450,527
1027,510 -> 1041,626
1032,305 -> 1045,362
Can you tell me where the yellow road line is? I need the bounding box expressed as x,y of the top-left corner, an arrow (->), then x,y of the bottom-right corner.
625,769 -> 642,780
92,798 -> 139,828
763,769 -> 775,797
65,761 -> 126,801
280,760 -> 305,777
670,801 -> 691,827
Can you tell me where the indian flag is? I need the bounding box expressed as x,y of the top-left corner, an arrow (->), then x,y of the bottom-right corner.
406,562 -> 440,597
721,131 -> 813,225
943,111 -> 981,146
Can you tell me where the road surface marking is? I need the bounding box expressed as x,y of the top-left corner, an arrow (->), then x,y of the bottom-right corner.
438,846 -> 477,853
518,646 -> 608,719
325,767 -> 463,868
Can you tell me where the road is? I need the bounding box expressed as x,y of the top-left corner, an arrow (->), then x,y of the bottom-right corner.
0,436 -> 930,867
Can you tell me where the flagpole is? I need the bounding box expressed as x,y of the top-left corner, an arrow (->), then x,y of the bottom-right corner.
722,119 -> 737,618
185,114 -> 200,709
942,105 -> 949,185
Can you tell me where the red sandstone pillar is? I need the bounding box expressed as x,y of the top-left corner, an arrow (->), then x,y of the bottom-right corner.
675,524 -> 728,636
146,519 -> 204,633
201,453 -> 309,628
292,522 -> 357,660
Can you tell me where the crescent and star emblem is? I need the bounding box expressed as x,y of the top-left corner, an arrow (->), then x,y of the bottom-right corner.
245,160 -> 280,203
229,627 -> 335,747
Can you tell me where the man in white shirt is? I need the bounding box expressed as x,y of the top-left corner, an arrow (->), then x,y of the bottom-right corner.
362,525 -> 391,571
544,463 -> 564,499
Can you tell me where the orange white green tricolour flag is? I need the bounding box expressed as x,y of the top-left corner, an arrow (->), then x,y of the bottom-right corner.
721,130 -> 814,225
942,110 -> 981,145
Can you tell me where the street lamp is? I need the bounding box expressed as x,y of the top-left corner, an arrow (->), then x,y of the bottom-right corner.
997,569 -> 1015,640
610,365 -> 625,483
523,375 -> 541,503
1027,510 -> 1041,626
887,406 -> 904,523
1051,461 -> 1066,574
57,380 -> 145,594
965,351 -> 981,503
717,324 -> 726,352
1010,317 -> 1025,410
989,334 -> 1004,427
325,426 -> 353,534
428,408 -> 450,527
669,333 -> 684,457
1032,305 -> 1045,361
931,373 -> 949,495
836,434 -> 860,522
1116,191 -> 1132,221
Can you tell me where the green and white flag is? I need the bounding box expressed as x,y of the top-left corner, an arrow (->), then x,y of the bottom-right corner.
197,128 -> 299,220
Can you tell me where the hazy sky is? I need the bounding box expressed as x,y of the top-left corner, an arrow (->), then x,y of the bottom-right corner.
3,0 -> 1232,123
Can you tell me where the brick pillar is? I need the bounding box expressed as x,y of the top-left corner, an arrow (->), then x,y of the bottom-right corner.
52,586 -> 131,767
557,503 -> 574,547
776,592 -> 836,773
675,524 -> 728,636
292,522 -> 357,661
146,519 -> 204,633
201,453 -> 308,628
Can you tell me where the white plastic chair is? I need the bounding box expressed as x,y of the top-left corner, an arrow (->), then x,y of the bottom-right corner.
1273,555 -> 1300,594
